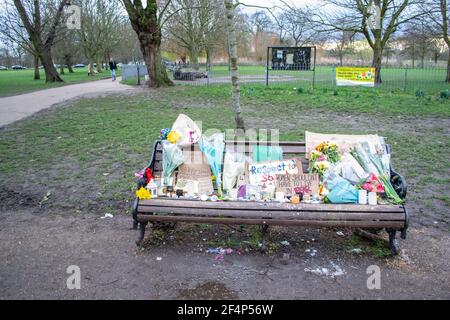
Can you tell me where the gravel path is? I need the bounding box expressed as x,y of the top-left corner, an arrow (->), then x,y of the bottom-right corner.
0,78 -> 136,127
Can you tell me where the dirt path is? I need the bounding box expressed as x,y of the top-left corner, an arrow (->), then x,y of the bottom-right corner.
0,210 -> 449,299
0,78 -> 136,127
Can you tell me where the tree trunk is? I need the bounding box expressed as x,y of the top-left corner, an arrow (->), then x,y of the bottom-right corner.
88,61 -> 94,75
189,46 -> 200,71
141,40 -> 173,87
224,0 -> 245,130
206,47 -> 213,68
123,0 -> 173,88
372,47 -> 383,84
96,58 -> 102,73
446,54 -> 450,83
40,46 -> 63,83
60,64 -> 65,75
33,54 -> 40,80
65,56 -> 74,73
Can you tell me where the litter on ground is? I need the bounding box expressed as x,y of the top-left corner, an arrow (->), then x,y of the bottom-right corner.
304,261 -> 346,278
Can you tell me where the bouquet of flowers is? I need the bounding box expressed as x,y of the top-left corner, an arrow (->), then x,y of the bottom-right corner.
159,128 -> 171,140
199,133 -> 225,196
309,141 -> 340,178
351,142 -> 403,204
162,141 -> 184,185
360,173 -> 384,193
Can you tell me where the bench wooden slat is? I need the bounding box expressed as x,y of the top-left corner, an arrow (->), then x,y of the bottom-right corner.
138,199 -> 404,213
136,214 -> 405,228
225,145 -> 306,155
137,206 -> 404,221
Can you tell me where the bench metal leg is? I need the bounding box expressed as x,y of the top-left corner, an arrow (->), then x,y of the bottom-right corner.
131,198 -> 139,230
259,224 -> 269,253
387,228 -> 400,256
136,222 -> 148,246
400,206 -> 410,240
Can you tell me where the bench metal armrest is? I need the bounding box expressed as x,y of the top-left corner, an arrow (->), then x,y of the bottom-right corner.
385,144 -> 407,200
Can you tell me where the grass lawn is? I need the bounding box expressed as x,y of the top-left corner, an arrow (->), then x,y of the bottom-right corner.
0,83 -> 449,234
0,67 -> 121,97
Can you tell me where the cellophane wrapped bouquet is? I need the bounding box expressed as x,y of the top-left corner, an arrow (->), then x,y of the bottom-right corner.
350,142 -> 403,204
309,140 -> 404,205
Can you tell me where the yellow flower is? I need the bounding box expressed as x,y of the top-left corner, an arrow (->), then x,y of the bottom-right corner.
314,160 -> 330,171
310,150 -> 322,161
136,187 -> 151,200
167,131 -> 180,144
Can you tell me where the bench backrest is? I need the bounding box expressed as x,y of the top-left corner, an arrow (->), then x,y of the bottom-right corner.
149,140 -> 309,178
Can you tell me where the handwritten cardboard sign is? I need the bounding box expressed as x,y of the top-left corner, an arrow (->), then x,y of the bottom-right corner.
275,173 -> 319,196
176,163 -> 213,195
248,159 -> 302,188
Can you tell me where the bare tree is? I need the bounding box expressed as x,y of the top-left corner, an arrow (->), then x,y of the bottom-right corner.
11,0 -> 70,82
53,30 -> 78,74
165,0 -> 209,70
249,11 -> 274,61
313,0 -> 424,83
0,0 -> 58,80
201,1 -> 226,67
400,17 -> 435,68
276,2 -> 319,47
329,30 -> 356,66
121,0 -> 173,87
75,0 -> 122,75
424,0 -> 450,82
224,0 -> 244,130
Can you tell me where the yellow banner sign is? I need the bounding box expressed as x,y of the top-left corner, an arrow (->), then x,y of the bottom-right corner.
336,67 -> 376,87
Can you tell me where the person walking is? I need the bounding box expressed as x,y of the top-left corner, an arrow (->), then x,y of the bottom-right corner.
109,58 -> 117,81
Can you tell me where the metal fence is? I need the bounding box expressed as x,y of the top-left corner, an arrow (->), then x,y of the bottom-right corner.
122,64 -> 148,81
121,62 -> 448,94
166,64 -> 449,94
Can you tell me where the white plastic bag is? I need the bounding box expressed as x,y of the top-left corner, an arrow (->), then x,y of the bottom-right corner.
171,114 -> 202,147
223,152 -> 250,191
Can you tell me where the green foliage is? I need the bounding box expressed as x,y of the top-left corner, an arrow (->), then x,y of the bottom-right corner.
439,90 -> 450,100
415,89 -> 425,98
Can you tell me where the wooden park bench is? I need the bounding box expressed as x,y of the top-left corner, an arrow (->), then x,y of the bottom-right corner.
132,140 -> 409,255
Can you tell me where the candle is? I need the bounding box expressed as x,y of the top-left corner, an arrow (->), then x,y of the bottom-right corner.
368,192 -> 377,205
358,189 -> 367,205
291,195 -> 300,204
229,188 -> 238,200
275,191 -> 285,203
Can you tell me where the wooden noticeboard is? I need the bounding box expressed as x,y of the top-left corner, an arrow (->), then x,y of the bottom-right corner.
275,173 -> 319,196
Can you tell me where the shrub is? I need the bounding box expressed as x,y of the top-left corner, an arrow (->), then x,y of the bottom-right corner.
439,90 -> 449,100
415,90 -> 425,98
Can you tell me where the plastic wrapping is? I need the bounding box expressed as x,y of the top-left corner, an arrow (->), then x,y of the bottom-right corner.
162,141 -> 185,185
324,171 -> 358,203
171,114 -> 202,146
199,133 -> 225,191
332,153 -> 368,185
223,152 -> 250,191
